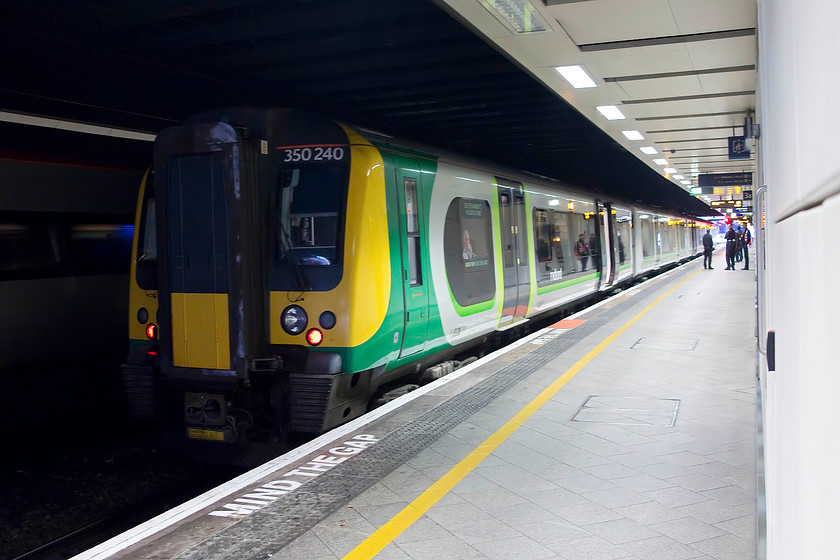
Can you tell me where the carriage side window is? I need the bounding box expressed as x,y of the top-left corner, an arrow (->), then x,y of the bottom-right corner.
639,214 -> 655,259
404,178 -> 422,286
1,213 -> 133,281
0,222 -> 60,272
533,208 -> 552,263
443,198 -> 495,308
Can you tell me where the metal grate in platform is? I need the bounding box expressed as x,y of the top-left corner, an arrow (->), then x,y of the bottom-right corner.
630,337 -> 699,351
571,395 -> 681,427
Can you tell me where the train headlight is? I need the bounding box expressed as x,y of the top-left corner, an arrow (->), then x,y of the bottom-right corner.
281,305 -> 308,335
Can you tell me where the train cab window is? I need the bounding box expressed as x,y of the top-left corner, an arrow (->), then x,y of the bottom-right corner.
443,198 -> 495,308
271,158 -> 348,292
277,164 -> 346,267
136,197 -> 157,290
404,178 -> 422,286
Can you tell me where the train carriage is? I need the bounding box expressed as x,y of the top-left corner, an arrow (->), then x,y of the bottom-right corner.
121,108 -> 702,451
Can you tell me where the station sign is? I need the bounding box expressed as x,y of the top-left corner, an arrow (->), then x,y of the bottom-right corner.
710,200 -> 744,208
728,136 -> 751,159
698,172 -> 753,188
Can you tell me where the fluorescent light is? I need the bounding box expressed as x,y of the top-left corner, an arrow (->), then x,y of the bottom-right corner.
596,105 -> 625,120
664,167 -> 677,173
652,158 -> 669,166
622,130 -> 644,140
555,65 -> 596,88
478,0 -> 547,33
548,199 -> 560,206
639,146 -> 658,155
0,110 -> 156,141
672,174 -> 685,180
681,180 -> 692,185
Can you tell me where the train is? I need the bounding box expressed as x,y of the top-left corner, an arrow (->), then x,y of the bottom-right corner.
120,108 -> 705,453
0,159 -> 138,370
0,159 -> 139,458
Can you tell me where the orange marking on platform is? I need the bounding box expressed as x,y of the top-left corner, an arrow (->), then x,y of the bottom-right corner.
548,319 -> 586,329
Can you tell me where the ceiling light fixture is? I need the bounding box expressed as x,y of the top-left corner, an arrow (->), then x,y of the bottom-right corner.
664,167 -> 677,173
555,65 -> 596,88
639,146 -> 658,155
596,105 -> 625,120
622,130 -> 644,140
653,158 -> 669,166
681,180 -> 692,185
673,174 -> 685,180
478,0 -> 547,33
0,110 -> 155,141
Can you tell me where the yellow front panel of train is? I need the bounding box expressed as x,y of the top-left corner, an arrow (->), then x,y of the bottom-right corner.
170,293 -> 231,369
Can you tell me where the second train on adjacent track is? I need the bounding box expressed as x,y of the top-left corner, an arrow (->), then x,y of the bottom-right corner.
121,108 -> 704,453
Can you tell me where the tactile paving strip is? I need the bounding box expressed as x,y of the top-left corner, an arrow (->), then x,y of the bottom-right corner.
177,271 -> 686,559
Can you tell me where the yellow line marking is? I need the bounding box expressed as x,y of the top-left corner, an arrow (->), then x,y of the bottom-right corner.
343,268 -> 701,559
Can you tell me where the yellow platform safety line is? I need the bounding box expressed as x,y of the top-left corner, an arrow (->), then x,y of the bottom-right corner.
343,268 -> 701,560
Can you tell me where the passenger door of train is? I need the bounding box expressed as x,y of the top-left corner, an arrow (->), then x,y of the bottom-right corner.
597,201 -> 617,288
164,151 -> 233,371
497,179 -> 530,328
392,154 -> 429,358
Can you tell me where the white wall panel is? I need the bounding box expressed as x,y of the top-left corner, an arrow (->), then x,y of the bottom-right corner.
760,0 -> 801,217
794,2 -> 840,202
759,1 -> 840,558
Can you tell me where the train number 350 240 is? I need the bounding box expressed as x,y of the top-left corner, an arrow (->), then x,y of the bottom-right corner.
283,146 -> 345,163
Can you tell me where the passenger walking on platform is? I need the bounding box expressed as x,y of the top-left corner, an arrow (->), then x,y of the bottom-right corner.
742,225 -> 752,270
575,233 -> 589,272
702,229 -> 714,269
725,224 -> 738,270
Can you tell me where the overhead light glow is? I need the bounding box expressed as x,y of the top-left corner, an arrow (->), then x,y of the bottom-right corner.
0,110 -> 156,141
673,174 -> 685,180
555,65 -> 596,88
681,180 -> 692,185
596,105 -> 625,120
653,158 -> 669,166
478,0 -> 547,33
664,167 -> 677,173
622,130 -> 644,140
639,146 -> 658,155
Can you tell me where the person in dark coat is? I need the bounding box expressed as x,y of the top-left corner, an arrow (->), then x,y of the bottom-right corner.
724,224 -> 738,270
575,233 -> 588,272
702,229 -> 714,269
742,226 -> 752,270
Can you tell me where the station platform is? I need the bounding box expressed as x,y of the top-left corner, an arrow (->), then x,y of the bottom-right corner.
76,249 -> 758,560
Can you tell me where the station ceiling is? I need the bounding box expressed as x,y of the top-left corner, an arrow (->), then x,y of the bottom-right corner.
0,0 -> 756,217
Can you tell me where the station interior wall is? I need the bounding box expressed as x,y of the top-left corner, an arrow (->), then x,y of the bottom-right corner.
757,0 -> 840,558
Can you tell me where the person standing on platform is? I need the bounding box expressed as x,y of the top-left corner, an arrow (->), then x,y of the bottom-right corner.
735,225 -> 744,263
725,223 -> 738,270
742,225 -> 752,270
702,229 -> 714,269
